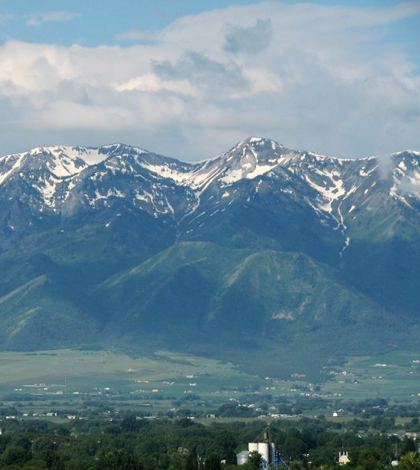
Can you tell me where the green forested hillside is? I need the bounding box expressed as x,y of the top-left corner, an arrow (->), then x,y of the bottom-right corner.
0,142 -> 419,378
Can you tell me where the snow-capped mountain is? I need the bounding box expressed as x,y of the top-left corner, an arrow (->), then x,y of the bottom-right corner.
0,138 -> 419,374
1,137 -> 419,255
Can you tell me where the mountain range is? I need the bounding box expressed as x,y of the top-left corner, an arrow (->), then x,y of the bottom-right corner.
1,137 -> 419,378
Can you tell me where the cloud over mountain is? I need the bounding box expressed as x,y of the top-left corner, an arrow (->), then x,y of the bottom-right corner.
0,2 -> 419,160
224,18 -> 272,55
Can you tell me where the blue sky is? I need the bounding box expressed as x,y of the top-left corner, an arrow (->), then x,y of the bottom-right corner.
2,0 -> 419,55
0,0 -> 419,159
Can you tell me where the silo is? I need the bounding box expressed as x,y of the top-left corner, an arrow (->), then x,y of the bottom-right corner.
237,450 -> 249,465
271,442 -> 276,462
248,443 -> 259,453
258,442 -> 270,463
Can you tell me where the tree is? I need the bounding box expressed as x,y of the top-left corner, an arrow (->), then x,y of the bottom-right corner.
205,453 -> 221,470
1,445 -> 31,466
186,452 -> 199,470
247,451 -> 262,470
33,437 -> 56,453
45,450 -> 65,470
402,439 -> 417,456
95,450 -> 143,470
282,436 -> 307,461
399,452 -> 420,470
225,448 -> 237,465
121,415 -> 139,432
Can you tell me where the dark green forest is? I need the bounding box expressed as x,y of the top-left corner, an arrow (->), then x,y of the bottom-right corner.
0,412 -> 419,470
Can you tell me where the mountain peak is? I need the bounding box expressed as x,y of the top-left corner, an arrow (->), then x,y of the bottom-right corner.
98,143 -> 148,154
2,138 -> 420,374
236,136 -> 284,150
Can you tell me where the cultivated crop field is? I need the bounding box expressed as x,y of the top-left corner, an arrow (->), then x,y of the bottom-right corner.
323,350 -> 420,400
0,349 -> 419,414
0,349 -> 262,402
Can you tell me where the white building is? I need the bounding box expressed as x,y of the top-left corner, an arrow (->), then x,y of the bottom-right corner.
339,452 -> 350,465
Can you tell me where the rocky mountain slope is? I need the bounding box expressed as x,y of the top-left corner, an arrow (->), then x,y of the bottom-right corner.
0,138 -> 419,377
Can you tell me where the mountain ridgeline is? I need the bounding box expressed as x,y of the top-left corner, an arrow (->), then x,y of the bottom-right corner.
0,138 -> 419,377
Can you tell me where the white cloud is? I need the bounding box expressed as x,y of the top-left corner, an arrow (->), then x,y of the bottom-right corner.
0,1 -> 419,160
224,18 -> 272,55
27,11 -> 80,27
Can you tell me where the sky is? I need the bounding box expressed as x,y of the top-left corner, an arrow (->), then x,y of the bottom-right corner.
0,0 -> 419,160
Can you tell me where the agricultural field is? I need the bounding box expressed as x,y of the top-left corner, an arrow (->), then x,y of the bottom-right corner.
0,349 -> 419,419
0,349 -> 256,394
322,350 -> 420,401
0,349 -> 266,416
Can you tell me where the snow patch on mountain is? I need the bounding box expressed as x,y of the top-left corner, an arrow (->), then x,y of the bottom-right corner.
1,139 -> 420,238
304,171 -> 346,214
38,178 -> 60,208
0,153 -> 26,185
140,162 -> 193,184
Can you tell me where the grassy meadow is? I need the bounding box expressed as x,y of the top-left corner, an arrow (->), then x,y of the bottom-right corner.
0,348 -> 418,419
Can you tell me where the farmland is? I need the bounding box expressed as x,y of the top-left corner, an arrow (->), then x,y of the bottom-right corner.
322,351 -> 420,401
0,349 -> 419,419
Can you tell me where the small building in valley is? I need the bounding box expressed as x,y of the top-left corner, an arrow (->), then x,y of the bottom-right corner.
339,452 -> 350,465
